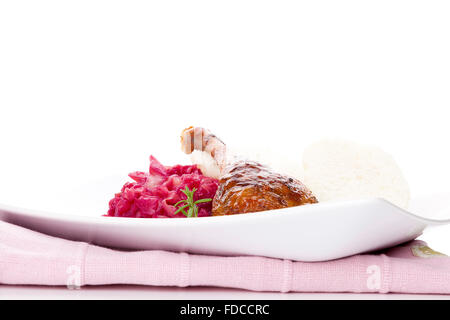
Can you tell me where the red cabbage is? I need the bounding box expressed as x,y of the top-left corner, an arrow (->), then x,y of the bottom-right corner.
106,156 -> 219,218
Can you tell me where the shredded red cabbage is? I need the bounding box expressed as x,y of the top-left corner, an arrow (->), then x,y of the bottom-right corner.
106,156 -> 219,218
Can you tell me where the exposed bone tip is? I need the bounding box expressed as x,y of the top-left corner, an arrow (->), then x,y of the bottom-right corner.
180,126 -> 195,154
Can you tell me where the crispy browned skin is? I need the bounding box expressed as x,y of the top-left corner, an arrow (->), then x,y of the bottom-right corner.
180,126 -> 318,216
212,160 -> 318,216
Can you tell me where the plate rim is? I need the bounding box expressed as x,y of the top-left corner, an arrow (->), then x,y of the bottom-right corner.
1,197 -> 449,227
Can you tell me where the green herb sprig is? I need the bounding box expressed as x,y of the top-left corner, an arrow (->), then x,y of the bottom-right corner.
173,186 -> 212,218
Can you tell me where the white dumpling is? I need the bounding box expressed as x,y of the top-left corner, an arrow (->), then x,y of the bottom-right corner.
302,139 -> 410,209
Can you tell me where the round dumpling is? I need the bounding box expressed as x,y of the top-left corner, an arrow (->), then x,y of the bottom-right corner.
302,139 -> 410,209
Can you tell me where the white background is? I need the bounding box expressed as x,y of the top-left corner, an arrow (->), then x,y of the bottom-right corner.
0,1 -> 449,298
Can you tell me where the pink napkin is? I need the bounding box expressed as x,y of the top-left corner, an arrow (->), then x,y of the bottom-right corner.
1,220 -> 449,294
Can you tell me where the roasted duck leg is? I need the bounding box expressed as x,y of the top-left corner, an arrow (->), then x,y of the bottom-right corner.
181,126 -> 318,215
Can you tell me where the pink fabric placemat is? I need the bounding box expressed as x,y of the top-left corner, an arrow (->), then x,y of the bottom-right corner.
1,220 -> 449,294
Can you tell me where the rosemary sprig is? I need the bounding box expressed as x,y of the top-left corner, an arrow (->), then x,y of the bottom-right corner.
173,186 -> 212,218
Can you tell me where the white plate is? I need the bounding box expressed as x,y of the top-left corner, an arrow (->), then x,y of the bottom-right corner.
1,194 -> 449,262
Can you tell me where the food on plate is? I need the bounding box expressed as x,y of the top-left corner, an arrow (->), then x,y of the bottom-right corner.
181,126 -> 318,215
212,160 -> 318,215
106,127 -> 410,218
106,156 -> 218,218
302,139 -> 410,209
173,186 -> 213,218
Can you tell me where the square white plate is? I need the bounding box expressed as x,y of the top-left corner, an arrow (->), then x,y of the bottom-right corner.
1,189 -> 449,261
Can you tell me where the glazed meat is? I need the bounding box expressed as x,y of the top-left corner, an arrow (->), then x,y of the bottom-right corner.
212,159 -> 318,215
180,126 -> 318,215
